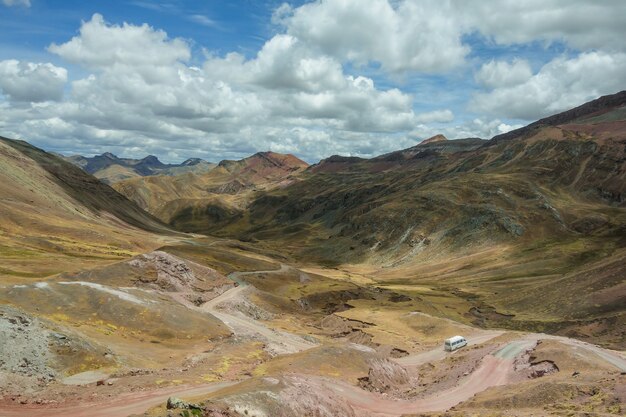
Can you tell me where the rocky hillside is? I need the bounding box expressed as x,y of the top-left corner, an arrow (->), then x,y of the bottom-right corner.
177,91 -> 625,344
62,152 -> 216,184
113,151 -> 309,228
214,91 -> 625,255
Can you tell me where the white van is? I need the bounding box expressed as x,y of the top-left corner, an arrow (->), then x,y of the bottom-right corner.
444,335 -> 467,351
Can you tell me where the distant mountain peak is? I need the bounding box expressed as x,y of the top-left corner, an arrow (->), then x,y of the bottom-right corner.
141,155 -> 161,163
420,134 -> 448,145
182,158 -> 204,166
101,152 -> 118,159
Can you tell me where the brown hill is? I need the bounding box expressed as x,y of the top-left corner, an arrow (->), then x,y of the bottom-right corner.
177,92 -> 626,347
113,151 -> 309,228
490,89 -> 626,144
420,134 -> 448,144
0,137 -> 174,281
309,138 -> 486,174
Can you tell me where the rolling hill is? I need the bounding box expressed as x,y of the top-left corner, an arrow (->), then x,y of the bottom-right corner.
0,94 -> 625,417
143,91 -> 626,346
0,136 -> 175,281
112,151 -> 309,229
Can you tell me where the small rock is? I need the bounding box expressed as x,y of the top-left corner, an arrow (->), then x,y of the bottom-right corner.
167,397 -> 201,410
572,371 -> 580,377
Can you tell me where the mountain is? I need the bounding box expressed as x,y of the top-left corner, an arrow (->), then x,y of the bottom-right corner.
112,151 -> 309,230
167,91 -> 626,346
0,136 -> 175,281
490,89 -> 626,144
61,152 -> 217,184
1,94 -> 625,416
420,133 -> 448,144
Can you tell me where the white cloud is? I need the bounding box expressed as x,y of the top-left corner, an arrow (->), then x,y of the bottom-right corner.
2,0 -> 30,7
189,14 -> 217,28
0,60 -> 67,102
472,51 -> 626,120
280,0 -> 469,73
458,0 -> 626,52
409,118 -> 523,142
0,13 -> 418,162
3,2 -> 626,162
475,59 -> 532,89
275,0 -> 626,76
48,14 -> 190,69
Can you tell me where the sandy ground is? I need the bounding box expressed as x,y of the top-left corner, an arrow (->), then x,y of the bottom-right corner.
311,340 -> 536,416
2,322 -> 625,417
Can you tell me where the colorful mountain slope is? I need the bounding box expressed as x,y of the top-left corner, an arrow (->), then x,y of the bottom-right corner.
0,137 -> 173,281
113,151 -> 309,228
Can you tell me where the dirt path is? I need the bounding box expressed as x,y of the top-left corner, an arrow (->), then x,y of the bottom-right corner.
226,263 -> 289,286
534,334 -> 626,372
202,265 -> 316,354
319,339 -> 536,416
0,381 -> 236,417
394,330 -> 505,367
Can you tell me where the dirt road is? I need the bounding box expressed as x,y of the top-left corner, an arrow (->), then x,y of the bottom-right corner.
226,263 -> 289,286
320,339 -> 536,416
0,381 -> 236,417
394,330 -> 505,367
202,266 -> 316,354
533,334 -> 626,372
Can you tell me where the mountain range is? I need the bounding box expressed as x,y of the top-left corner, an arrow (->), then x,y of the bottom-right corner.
110,91 -> 626,346
0,91 -> 624,416
60,152 -> 216,184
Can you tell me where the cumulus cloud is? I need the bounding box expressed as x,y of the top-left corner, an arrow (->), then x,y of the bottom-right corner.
279,0 -> 469,73
409,118 -> 523,142
3,1 -> 626,162
475,59 -> 532,89
415,109 -> 454,123
472,52 -> 626,120
0,13 -> 418,162
458,0 -> 626,52
0,60 -> 67,102
2,0 -> 30,7
275,0 -> 626,75
48,14 -> 190,69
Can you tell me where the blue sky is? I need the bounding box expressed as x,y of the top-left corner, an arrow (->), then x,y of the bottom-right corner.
1,0 -> 625,162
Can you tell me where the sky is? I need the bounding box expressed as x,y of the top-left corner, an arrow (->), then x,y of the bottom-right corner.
1,0 -> 625,163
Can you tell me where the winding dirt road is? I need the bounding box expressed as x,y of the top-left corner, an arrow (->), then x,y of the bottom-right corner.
203,264 -> 317,354
3,259 -> 625,417
533,333 -> 626,372
394,330 -> 505,367
314,339 -> 536,416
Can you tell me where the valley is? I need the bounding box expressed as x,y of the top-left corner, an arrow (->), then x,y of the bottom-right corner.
0,92 -> 625,416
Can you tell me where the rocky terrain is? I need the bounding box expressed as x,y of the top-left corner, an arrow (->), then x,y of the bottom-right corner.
0,92 -> 624,417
